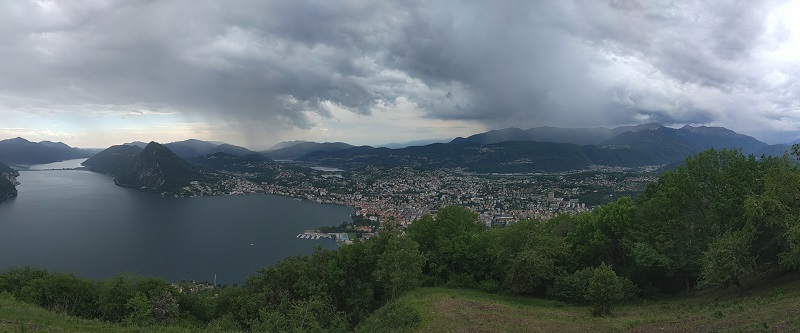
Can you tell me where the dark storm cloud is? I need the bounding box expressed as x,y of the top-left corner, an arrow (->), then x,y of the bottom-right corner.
1,0 -> 798,142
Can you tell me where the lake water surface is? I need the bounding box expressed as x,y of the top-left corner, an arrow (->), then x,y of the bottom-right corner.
0,160 -> 350,284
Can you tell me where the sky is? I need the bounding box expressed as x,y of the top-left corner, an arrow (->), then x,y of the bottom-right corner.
1,0 -> 800,149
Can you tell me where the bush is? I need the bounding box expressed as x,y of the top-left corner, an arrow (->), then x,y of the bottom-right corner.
150,288 -> 179,324
14,271 -> 98,318
477,279 -> 502,293
0,267 -> 48,296
356,300 -> 421,333
124,292 -> 154,326
548,268 -> 594,304
445,273 -> 477,289
585,263 -> 623,317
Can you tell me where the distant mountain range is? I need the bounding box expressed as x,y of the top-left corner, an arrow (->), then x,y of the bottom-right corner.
299,124 -> 796,173
261,142 -> 354,160
267,140 -> 310,151
4,123 -> 798,177
450,123 -> 664,145
377,138 -> 454,149
0,137 -> 94,164
125,139 -> 259,159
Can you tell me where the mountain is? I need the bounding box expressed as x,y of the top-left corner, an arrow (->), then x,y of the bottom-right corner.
189,152 -> 272,172
113,142 -> 205,192
121,139 -> 258,158
261,142 -> 354,160
596,125 -> 776,161
298,125 -> 784,173
0,161 -> 19,202
450,123 -> 662,145
378,138 -> 454,149
298,142 -> 604,172
674,125 -> 767,154
595,126 -> 701,165
0,137 -> 94,164
452,124 -> 772,154
81,144 -> 144,176
164,139 -> 220,158
207,143 -> 257,156
161,139 -> 258,159
123,141 -> 148,148
755,144 -> 794,158
267,140 -> 309,150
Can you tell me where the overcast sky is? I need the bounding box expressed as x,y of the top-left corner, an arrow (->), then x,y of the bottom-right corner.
2,0 -> 800,149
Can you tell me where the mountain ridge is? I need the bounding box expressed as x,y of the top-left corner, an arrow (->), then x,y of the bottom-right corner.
450,123 -> 663,145
299,124 -> 793,173
261,141 -> 354,160
0,137 -> 94,164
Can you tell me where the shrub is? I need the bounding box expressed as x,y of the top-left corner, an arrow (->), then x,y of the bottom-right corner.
356,300 -> 421,333
585,263 -> 623,317
547,268 -> 594,304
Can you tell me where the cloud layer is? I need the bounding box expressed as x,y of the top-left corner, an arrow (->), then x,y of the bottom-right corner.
1,0 -> 799,146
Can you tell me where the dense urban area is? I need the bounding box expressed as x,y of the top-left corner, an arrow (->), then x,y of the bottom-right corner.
187,159 -> 660,227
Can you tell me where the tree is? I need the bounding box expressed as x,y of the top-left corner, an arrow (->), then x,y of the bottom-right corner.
373,236 -> 425,300
98,275 -> 136,321
124,292 -> 154,326
407,206 -> 484,283
487,219 -> 569,295
150,288 -> 179,325
585,263 -> 623,317
743,152 -> 800,270
631,149 -> 763,292
699,230 -> 756,295
567,197 -> 636,272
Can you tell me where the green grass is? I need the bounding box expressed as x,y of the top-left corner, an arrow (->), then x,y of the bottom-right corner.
4,274 -> 800,333
0,293 -> 234,333
364,273 -> 800,333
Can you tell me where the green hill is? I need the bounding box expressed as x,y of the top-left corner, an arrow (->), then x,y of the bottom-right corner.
113,142 -> 206,193
82,144 -> 144,176
359,275 -> 800,333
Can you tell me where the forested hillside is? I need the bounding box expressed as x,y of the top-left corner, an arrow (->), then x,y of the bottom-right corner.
0,161 -> 18,202
2,147 -> 799,332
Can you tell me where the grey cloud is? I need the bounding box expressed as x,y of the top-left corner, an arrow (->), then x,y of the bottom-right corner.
0,0 -> 798,143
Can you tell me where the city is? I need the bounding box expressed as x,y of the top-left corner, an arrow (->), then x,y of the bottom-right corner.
189,158 -> 661,227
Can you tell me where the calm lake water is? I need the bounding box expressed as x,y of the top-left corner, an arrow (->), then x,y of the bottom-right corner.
0,159 -> 351,285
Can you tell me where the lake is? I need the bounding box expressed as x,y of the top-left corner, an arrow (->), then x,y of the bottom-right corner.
0,160 -> 351,285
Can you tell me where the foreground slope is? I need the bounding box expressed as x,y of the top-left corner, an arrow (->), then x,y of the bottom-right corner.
0,294 -> 220,333
361,275 -> 800,333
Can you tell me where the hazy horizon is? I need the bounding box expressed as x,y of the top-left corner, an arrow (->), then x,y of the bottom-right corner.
3,121 -> 800,151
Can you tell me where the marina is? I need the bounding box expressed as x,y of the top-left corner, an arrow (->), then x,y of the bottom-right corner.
296,231 -> 352,244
